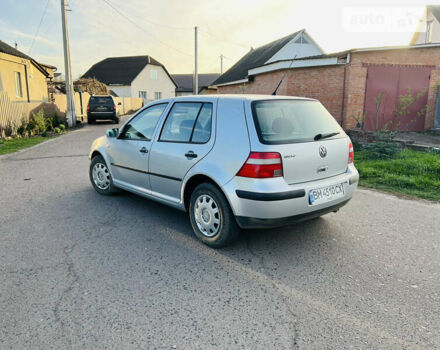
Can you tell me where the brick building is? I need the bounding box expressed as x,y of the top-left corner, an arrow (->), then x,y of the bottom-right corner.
213,32 -> 440,131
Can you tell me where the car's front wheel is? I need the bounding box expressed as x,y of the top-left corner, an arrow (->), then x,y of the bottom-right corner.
89,155 -> 118,195
189,183 -> 240,248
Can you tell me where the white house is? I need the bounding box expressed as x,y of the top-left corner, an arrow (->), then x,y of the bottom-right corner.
212,29 -> 324,87
410,5 -> 440,45
82,55 -> 176,103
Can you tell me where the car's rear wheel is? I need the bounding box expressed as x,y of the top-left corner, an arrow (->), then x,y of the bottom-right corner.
89,155 -> 118,195
113,117 -> 120,124
189,183 -> 240,247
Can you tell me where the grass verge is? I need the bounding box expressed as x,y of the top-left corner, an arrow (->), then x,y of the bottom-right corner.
0,136 -> 56,156
355,149 -> 440,202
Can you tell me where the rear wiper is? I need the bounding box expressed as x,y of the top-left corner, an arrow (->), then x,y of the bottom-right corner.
314,132 -> 340,141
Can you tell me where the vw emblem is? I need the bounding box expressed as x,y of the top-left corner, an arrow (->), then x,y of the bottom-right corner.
319,145 -> 327,158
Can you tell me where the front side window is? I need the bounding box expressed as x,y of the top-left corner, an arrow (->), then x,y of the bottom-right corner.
122,103 -> 167,141
251,100 -> 343,144
14,71 -> 23,97
160,102 -> 212,143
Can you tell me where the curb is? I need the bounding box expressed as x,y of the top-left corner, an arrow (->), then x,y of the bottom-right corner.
0,127 -> 83,161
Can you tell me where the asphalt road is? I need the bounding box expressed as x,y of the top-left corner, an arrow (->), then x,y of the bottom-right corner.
1,117 -> 439,349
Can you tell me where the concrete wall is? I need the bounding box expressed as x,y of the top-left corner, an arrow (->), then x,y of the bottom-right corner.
131,65 -> 175,100
0,52 -> 49,103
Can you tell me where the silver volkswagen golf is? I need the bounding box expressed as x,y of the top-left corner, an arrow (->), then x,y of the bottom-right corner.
89,95 -> 358,247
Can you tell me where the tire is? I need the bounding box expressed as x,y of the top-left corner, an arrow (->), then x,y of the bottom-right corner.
89,155 -> 118,195
189,183 -> 240,248
113,117 -> 120,124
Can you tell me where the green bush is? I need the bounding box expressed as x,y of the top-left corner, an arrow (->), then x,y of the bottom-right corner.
29,110 -> 47,135
351,138 -> 364,152
362,131 -> 401,159
54,127 -> 61,134
51,114 -> 61,127
59,124 -> 66,131
41,131 -> 48,137
45,118 -> 54,131
17,119 -> 27,136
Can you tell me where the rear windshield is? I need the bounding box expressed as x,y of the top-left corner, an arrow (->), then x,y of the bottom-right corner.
89,96 -> 113,105
251,100 -> 344,144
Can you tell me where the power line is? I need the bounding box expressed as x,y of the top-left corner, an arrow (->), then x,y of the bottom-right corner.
198,28 -> 250,50
106,0 -> 191,31
28,0 -> 51,54
101,0 -> 192,57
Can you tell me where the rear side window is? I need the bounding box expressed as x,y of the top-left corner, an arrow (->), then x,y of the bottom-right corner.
251,100 -> 343,144
160,102 -> 212,143
90,96 -> 113,105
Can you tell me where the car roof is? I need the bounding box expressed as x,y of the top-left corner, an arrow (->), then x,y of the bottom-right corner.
159,94 -> 316,104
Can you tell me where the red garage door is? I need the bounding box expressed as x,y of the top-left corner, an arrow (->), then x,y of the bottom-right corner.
364,65 -> 432,131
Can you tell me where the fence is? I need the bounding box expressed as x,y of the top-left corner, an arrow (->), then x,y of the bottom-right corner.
0,91 -> 143,137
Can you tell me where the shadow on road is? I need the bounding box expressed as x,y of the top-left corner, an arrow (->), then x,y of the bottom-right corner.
82,187 -> 342,273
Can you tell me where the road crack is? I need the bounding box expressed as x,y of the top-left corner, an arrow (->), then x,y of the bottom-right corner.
51,204 -> 134,348
245,236 -> 300,349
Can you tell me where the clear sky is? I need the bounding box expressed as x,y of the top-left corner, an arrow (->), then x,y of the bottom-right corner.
0,0 -> 433,79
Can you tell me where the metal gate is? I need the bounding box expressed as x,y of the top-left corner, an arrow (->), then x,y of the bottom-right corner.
363,65 -> 433,131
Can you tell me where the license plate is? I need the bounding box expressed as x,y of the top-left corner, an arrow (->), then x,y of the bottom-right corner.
96,106 -> 106,111
309,182 -> 346,205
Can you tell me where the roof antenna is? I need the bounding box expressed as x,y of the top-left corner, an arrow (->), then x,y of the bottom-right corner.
272,54 -> 297,95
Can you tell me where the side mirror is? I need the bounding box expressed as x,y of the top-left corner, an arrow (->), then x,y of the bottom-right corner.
106,128 -> 119,138
118,102 -> 122,105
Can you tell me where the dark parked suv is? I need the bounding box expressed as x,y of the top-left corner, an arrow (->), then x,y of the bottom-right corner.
87,95 -> 120,124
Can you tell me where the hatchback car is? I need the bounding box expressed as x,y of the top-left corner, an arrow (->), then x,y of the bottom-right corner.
87,95 -> 120,124
89,95 -> 358,247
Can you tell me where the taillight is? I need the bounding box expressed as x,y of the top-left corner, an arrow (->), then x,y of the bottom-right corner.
87,104 -> 90,112
237,152 -> 283,178
113,104 -> 117,110
348,142 -> 354,163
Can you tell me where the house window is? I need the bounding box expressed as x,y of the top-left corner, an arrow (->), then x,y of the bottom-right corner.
150,69 -> 158,80
14,71 -> 23,98
139,91 -> 147,100
426,20 -> 433,43
294,35 -> 310,44
154,92 -> 162,100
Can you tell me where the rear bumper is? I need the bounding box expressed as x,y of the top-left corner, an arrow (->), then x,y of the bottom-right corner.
88,112 -> 117,119
236,199 -> 350,229
222,164 -> 359,228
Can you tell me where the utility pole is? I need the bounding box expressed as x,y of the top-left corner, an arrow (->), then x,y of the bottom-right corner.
61,0 -> 76,127
220,54 -> 223,74
194,26 -> 198,95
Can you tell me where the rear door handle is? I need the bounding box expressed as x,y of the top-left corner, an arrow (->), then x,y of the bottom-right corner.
185,151 -> 198,159
139,147 -> 148,153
